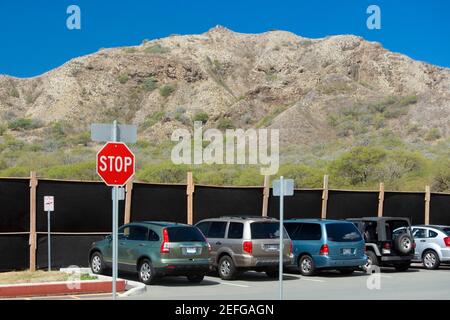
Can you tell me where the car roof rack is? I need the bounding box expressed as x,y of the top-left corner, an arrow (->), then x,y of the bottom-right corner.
219,215 -> 276,220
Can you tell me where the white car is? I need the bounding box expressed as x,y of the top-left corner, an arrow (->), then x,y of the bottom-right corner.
411,225 -> 450,269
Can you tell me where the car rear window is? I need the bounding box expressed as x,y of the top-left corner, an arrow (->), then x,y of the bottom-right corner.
250,222 -> 288,239
167,227 -> 206,242
442,227 -> 450,236
326,223 -> 362,242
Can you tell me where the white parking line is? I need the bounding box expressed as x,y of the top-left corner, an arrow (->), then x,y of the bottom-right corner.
219,282 -> 250,288
300,278 -> 325,282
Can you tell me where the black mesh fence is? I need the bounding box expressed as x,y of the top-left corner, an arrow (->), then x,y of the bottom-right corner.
327,190 -> 379,220
430,194 -> 450,225
268,190 -> 322,219
0,234 -> 29,271
0,176 -> 449,271
131,183 -> 187,224
36,180 -> 122,232
36,234 -> 105,269
384,192 -> 425,225
193,186 -> 263,223
0,178 -> 30,232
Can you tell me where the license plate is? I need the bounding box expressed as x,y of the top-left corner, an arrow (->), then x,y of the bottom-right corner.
265,244 -> 279,251
185,247 -> 197,254
342,248 -> 353,255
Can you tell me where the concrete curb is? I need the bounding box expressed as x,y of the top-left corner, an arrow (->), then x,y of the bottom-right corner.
60,267 -> 146,298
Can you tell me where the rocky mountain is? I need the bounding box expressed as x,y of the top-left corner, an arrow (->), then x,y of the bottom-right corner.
1,26 -> 449,148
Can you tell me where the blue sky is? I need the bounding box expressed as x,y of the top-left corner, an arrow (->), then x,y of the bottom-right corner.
0,0 -> 449,77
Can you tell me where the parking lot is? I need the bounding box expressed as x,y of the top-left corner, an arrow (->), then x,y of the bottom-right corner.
12,264 -> 450,300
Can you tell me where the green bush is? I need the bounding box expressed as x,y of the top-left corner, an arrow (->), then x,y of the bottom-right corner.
425,128 -> 441,141
0,123 -> 7,135
0,166 -> 31,177
218,118 -> 235,130
118,73 -> 129,84
143,77 -> 158,91
193,111 -> 209,124
43,161 -> 97,180
256,106 -> 288,128
159,84 -> 176,97
136,162 -> 189,183
144,44 -> 169,54
141,111 -> 165,129
8,118 -> 43,130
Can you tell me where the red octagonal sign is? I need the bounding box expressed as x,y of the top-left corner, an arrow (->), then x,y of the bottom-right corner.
96,142 -> 135,186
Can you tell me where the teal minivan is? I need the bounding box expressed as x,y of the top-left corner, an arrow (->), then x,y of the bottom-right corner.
284,219 -> 367,276
89,221 -> 211,284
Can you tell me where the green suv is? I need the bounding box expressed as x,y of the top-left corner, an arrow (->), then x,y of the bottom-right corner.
89,221 -> 211,284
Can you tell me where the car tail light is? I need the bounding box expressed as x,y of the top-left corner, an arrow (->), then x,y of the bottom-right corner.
243,241 -> 253,254
444,237 -> 450,247
319,244 -> 329,256
160,228 -> 170,253
382,242 -> 391,254
383,242 -> 391,249
412,242 -> 416,249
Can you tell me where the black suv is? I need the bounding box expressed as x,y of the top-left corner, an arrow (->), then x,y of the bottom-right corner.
347,217 -> 415,272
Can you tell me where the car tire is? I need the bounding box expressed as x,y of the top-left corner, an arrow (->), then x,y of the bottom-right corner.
265,270 -> 279,278
363,250 -> 379,272
339,268 -> 355,275
187,274 -> 205,283
138,259 -> 157,285
422,250 -> 440,270
90,252 -> 106,275
218,256 -> 237,280
394,262 -> 410,272
394,233 -> 413,255
298,255 -> 316,276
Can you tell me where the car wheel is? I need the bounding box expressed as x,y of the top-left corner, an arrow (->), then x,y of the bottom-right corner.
394,262 -> 410,272
187,274 -> 205,283
339,268 -> 354,275
422,250 -> 440,270
218,256 -> 237,280
265,270 -> 279,278
363,250 -> 379,272
138,259 -> 157,285
394,234 -> 413,255
298,255 -> 315,276
90,252 -> 105,275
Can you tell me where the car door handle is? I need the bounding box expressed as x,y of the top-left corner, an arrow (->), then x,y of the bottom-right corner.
138,243 -> 145,247
215,242 -> 222,245
420,240 -> 426,242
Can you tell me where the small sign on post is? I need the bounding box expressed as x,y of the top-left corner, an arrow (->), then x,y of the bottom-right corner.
44,196 -> 54,272
272,177 -> 294,300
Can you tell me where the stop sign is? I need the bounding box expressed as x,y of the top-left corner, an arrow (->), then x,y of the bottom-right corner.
96,142 -> 135,186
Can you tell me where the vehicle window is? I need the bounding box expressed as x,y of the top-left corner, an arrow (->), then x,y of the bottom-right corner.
228,222 -> 244,239
128,226 -> 149,241
386,220 -> 411,240
167,226 -> 205,242
442,228 -> 450,236
148,229 -> 159,241
326,223 -> 362,242
118,226 -> 130,239
413,228 -> 426,239
298,223 -> 322,241
208,222 -> 227,238
251,222 -> 288,239
196,222 -> 210,237
284,223 -> 303,241
428,230 -> 438,238
363,221 -> 377,241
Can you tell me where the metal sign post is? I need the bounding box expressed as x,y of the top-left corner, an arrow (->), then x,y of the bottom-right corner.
92,120 -> 136,300
44,196 -> 54,272
273,177 -> 294,300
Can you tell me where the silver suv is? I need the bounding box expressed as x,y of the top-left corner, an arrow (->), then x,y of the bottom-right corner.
195,216 -> 293,280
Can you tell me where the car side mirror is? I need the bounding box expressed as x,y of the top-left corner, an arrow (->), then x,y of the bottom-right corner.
105,235 -> 112,241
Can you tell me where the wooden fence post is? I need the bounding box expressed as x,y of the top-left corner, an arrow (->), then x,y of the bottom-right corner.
262,176 -> 270,217
321,175 -> 329,219
378,183 -> 384,217
124,179 -> 133,224
425,185 -> 431,225
29,171 -> 38,272
187,172 -> 194,225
